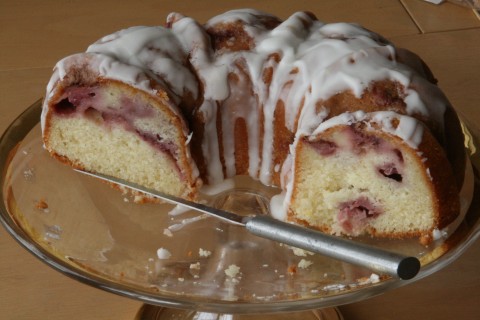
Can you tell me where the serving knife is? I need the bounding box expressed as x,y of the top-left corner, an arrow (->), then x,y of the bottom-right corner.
75,169 -> 421,280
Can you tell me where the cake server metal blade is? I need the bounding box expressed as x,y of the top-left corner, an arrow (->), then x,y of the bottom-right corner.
75,169 -> 421,280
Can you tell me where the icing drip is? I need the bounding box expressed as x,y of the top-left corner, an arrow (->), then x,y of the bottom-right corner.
311,111 -> 425,149
87,26 -> 199,99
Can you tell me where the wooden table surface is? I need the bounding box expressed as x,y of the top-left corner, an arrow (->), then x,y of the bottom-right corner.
1,1 -> 479,319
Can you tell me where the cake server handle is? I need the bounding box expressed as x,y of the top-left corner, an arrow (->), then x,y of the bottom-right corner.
243,215 -> 420,280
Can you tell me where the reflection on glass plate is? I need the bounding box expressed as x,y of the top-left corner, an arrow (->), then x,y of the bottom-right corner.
1,100 -> 480,314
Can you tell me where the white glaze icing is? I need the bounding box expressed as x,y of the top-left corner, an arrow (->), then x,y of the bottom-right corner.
87,26 -> 199,99
269,192 -> 288,220
168,204 -> 192,216
43,9 -> 450,196
310,111 -> 425,149
156,247 -> 172,259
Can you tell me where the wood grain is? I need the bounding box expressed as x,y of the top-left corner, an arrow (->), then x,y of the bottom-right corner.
401,0 -> 480,33
392,28 -> 480,124
0,0 -> 417,70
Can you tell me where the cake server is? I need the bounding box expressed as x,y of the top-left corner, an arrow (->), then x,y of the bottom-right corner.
75,169 -> 421,280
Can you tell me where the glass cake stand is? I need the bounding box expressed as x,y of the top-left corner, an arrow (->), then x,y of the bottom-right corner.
1,100 -> 480,320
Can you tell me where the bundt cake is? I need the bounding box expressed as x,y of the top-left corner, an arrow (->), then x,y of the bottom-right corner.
41,9 -> 465,244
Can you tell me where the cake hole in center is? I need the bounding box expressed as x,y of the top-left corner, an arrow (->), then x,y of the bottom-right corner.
212,188 -> 270,217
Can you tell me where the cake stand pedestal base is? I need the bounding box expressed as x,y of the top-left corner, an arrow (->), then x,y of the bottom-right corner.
135,304 -> 344,320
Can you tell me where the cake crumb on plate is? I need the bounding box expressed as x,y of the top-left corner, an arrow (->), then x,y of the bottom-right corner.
224,264 -> 240,278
